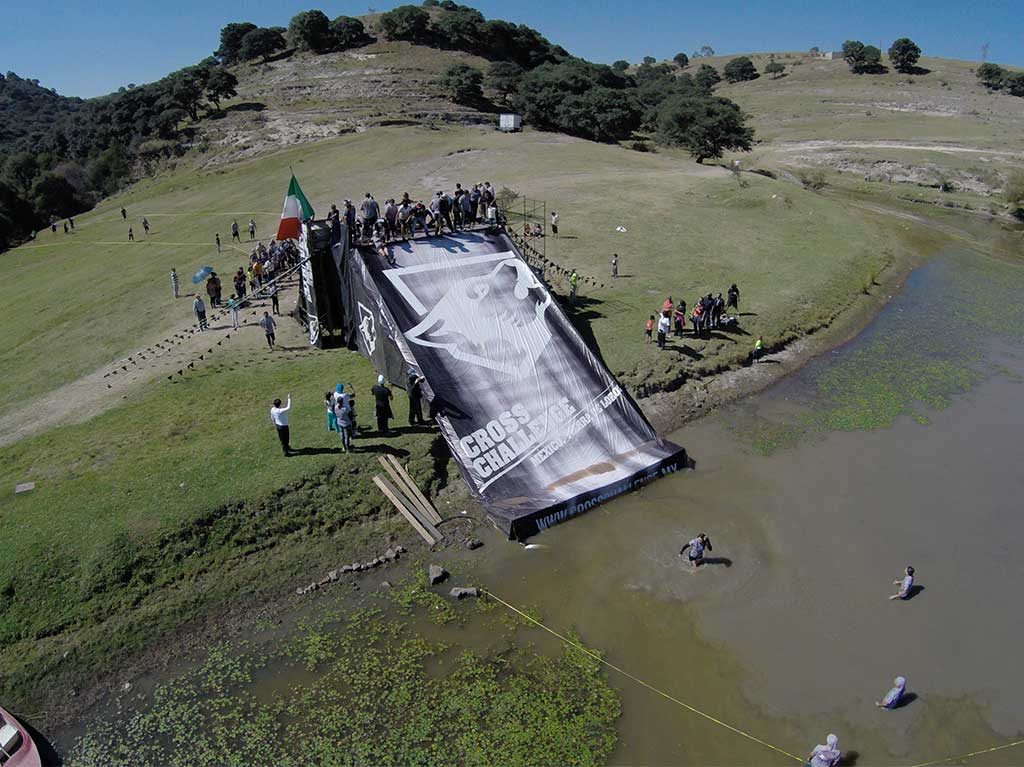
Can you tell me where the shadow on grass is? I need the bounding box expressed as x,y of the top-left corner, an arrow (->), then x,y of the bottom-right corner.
226,101 -> 267,113
665,344 -> 703,360
891,692 -> 918,709
901,66 -> 932,76
702,556 -> 733,567
906,584 -> 926,600
562,295 -> 608,366
843,750 -> 861,766
352,443 -> 411,457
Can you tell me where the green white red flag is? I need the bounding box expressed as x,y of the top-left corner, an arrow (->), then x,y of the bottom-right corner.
276,174 -> 314,241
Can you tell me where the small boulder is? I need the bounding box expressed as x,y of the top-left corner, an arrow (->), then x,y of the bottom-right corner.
328,570 -> 339,581
295,587 -> 304,596
384,548 -> 397,561
351,562 -> 360,571
465,538 -> 484,550
379,581 -> 392,589
428,564 -> 448,585
396,545 -> 407,554
341,564 -> 354,573
449,587 -> 479,600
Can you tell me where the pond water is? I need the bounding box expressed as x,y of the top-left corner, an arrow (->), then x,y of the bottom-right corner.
66,245 -> 1024,766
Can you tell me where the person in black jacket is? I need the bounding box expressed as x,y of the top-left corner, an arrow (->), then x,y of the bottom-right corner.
371,374 -> 394,434
407,368 -> 426,425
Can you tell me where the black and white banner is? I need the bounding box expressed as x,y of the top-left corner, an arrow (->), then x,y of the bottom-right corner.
352,230 -> 685,539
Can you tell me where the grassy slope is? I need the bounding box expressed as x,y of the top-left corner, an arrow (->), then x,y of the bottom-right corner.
0,108 -> 943,711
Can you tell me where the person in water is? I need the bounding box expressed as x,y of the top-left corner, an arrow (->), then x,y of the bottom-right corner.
876,676 -> 907,709
679,533 -> 712,569
807,733 -> 841,767
888,565 -> 915,600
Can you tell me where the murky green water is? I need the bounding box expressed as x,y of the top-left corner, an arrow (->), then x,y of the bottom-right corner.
66,246 -> 1024,766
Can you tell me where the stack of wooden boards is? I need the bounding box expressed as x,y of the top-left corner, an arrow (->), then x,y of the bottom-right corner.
373,455 -> 444,545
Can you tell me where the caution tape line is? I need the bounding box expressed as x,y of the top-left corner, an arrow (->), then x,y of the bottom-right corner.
481,589 -> 805,764
483,589 -> 1024,767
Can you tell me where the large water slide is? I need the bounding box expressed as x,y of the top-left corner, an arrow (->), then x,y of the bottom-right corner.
299,223 -> 686,539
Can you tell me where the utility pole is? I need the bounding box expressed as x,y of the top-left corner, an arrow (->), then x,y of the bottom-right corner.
981,42 -> 989,63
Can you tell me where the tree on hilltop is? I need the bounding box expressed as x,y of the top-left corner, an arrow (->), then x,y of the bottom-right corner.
379,5 -> 431,42
288,10 -> 334,53
842,40 -> 884,74
643,56 -> 657,65
331,16 -> 372,50
486,61 -> 523,104
656,95 -> 753,163
439,63 -> 484,105
888,38 -> 922,73
431,6 -> 486,51
693,45 -> 715,58
723,56 -> 758,83
612,60 -> 629,72
673,52 -> 690,69
239,28 -> 287,62
216,22 -> 258,63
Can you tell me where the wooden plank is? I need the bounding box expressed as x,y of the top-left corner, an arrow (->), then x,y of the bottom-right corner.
384,454 -> 443,525
377,455 -> 436,525
373,475 -> 436,546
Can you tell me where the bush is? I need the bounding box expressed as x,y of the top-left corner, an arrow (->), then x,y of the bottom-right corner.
1005,172 -> 1024,220
693,64 -> 721,92
764,60 -> 785,79
612,60 -> 629,72
216,22 -> 258,63
798,168 -> 827,190
842,40 -> 884,74
976,63 -> 1006,90
673,52 -> 689,69
723,56 -> 758,83
486,61 -> 522,103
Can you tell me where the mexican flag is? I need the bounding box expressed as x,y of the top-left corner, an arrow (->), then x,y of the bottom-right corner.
275,174 -> 314,241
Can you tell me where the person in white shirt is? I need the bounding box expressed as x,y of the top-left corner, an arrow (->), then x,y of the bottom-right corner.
657,312 -> 671,349
679,533 -> 712,569
888,565 -> 915,600
550,210 -> 559,237
270,395 -> 292,456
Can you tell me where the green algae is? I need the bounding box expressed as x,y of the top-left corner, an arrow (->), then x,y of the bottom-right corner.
69,606 -> 620,767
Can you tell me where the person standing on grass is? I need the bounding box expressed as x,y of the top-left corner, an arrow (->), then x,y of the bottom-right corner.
212,272 -> 222,307
407,368 -> 426,426
248,218 -> 256,241
121,207 -> 127,220
234,268 -> 246,299
611,253 -> 618,278
470,184 -> 481,222
69,216 -> 75,231
128,226 -> 134,242
550,210 -> 559,237
645,315 -> 654,344
569,269 -> 580,304
227,294 -> 241,329
371,374 -> 394,434
690,303 -> 702,335
727,283 -> 740,312
269,280 -> 280,315
888,566 -> 915,600
333,385 -> 353,452
713,292 -> 725,329
193,295 -> 208,330
206,275 -> 218,308
679,533 -> 712,569
657,312 -> 670,349
259,311 -> 276,350
216,233 -> 221,254
269,396 -> 292,456
231,220 -> 241,243
63,221 -> 69,234
752,335 -> 764,363
674,299 -> 687,337
142,217 -> 150,236
170,268 -> 180,299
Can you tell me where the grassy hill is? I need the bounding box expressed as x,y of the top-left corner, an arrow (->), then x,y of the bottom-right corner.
0,35 -> 1014,727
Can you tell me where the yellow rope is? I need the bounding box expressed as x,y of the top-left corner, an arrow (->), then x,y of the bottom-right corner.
481,588 -> 806,764
904,738 -> 1024,767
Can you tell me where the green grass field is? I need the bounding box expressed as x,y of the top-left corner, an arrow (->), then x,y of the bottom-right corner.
0,123 -> 938,715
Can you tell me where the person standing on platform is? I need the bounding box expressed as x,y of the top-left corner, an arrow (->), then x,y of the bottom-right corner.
371,374 -> 394,434
407,368 -> 426,425
193,295 -> 208,330
170,268 -> 179,299
259,311 -> 276,350
269,396 -> 292,456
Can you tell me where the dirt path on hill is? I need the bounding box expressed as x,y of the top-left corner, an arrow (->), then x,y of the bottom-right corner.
773,139 -> 1024,158
0,281 -> 301,448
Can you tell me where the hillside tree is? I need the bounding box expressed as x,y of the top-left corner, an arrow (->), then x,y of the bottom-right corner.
694,63 -> 721,92
288,10 -> 333,53
888,38 -> 921,73
656,95 -> 753,162
330,16 -> 371,50
171,69 -> 207,120
379,5 -> 431,42
1005,172 -> 1024,220
643,56 -> 656,66
842,40 -> 883,73
486,61 -> 523,103
693,45 -> 715,58
204,67 -> 238,111
1005,73 -> 1024,97
3,152 -> 37,194
216,22 -> 258,63
612,60 -> 629,72
723,56 -> 758,83
439,63 -> 484,105
239,27 -> 287,62
673,52 -> 690,68
976,63 -> 1005,90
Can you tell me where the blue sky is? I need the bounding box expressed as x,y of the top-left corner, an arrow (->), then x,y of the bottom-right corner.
3,0 -> 1021,98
